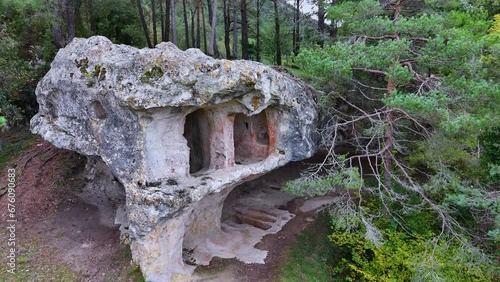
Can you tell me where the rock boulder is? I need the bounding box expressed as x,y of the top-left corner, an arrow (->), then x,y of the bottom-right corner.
31,36 -> 318,281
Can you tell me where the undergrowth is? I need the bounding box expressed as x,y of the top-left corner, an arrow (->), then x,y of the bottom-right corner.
280,212 -> 335,282
0,127 -> 36,172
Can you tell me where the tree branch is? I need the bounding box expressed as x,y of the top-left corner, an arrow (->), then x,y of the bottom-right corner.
352,67 -> 388,76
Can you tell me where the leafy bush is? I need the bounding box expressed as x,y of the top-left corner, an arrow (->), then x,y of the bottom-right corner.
329,230 -> 426,282
330,228 -> 498,282
327,197 -> 499,282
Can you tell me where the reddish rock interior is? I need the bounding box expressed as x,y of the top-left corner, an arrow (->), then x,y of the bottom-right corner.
184,109 -> 278,174
233,111 -> 271,165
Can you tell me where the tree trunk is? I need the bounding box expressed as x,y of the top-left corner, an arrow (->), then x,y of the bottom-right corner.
382,0 -> 403,191
65,0 -> 76,43
170,0 -> 177,45
165,0 -> 170,41
329,23 -> 337,38
207,0 -> 213,26
273,0 -> 281,65
240,0 -> 249,59
208,0 -> 219,57
196,0 -> 201,48
317,0 -> 325,47
182,0 -> 190,48
256,0 -> 261,61
223,0 -> 231,58
293,0 -> 300,55
152,0 -> 158,45
137,0 -> 153,47
328,0 -> 337,38
53,0 -> 76,49
383,78 -> 394,190
159,0 -> 165,41
191,10 -> 196,48
74,0 -> 83,35
293,2 -> 296,55
88,0 -> 96,33
232,0 -> 238,58
201,3 -> 208,53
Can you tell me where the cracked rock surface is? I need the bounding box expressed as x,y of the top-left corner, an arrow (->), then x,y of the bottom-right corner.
31,36 -> 319,281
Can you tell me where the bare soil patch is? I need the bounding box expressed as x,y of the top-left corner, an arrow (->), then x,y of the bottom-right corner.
0,129 -> 140,282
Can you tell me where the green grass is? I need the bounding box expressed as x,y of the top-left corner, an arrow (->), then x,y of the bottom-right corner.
11,264 -> 77,282
280,212 -> 336,282
121,246 -> 133,259
0,236 -> 78,282
127,265 -> 145,282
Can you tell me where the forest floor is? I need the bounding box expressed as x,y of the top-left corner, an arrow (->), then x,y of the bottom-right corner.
0,127 -> 328,282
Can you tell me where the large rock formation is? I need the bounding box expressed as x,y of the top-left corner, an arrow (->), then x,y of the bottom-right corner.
31,36 -> 318,281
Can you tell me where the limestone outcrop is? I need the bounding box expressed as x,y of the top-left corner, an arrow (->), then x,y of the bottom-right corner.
31,36 -> 318,281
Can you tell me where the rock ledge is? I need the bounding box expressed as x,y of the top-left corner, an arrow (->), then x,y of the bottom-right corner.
31,36 -> 318,281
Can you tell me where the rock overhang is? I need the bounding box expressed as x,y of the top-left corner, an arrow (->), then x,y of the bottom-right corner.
30,36 -> 319,281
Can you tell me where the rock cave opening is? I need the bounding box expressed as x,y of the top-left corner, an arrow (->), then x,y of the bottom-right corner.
222,183 -> 281,231
220,173 -> 296,233
181,173 -> 297,269
233,111 -> 270,165
184,109 -> 211,174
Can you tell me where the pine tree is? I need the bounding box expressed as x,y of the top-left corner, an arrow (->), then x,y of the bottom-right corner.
290,0 -> 499,279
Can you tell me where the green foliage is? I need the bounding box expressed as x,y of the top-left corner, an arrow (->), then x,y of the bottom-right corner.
329,230 -> 425,281
327,195 -> 498,282
0,0 -> 55,124
92,0 -> 146,47
387,64 -> 413,86
479,125 -> 500,173
411,240 -> 497,282
384,90 -> 450,121
285,156 -> 364,196
330,229 -> 498,282
291,0 -> 500,280
328,0 -> 383,25
486,14 -> 500,40
0,127 -> 36,171
127,265 -> 146,282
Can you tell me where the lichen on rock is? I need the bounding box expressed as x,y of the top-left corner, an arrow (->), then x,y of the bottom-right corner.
31,36 -> 319,281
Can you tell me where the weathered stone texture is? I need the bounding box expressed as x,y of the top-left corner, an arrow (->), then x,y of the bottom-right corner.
31,36 -> 319,281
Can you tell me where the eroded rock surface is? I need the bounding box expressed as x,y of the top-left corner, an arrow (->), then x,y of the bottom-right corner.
31,36 -> 318,281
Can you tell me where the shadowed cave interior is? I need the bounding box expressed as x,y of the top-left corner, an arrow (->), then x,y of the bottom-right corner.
184,109 -> 211,174
184,109 -> 272,174
233,111 -> 270,165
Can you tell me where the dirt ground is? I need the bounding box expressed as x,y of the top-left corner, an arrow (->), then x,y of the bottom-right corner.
193,208 -> 319,282
0,129 -> 322,282
0,130 -> 139,282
